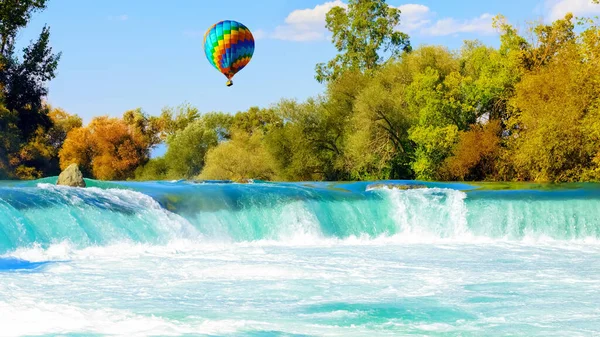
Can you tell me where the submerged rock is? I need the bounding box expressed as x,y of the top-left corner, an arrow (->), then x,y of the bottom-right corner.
237,178 -> 255,184
57,163 -> 86,187
367,183 -> 427,191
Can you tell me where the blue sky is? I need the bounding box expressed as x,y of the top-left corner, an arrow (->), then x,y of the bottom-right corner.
17,0 -> 600,124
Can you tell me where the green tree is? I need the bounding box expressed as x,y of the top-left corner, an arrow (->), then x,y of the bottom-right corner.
399,42 -> 516,180
151,102 -> 201,140
203,111 -> 234,141
1,105 -> 81,179
123,108 -> 161,151
345,61 -> 416,180
0,99 -> 19,178
22,106 -> 81,178
231,106 -> 280,135
163,120 -> 218,178
200,130 -> 278,182
266,98 -> 349,181
459,40 -> 518,123
316,70 -> 369,179
0,0 -> 47,54
0,0 -> 60,179
135,109 -> 234,181
1,25 -> 61,140
409,125 -> 459,180
403,47 -> 463,180
134,157 -> 169,181
315,0 -> 411,83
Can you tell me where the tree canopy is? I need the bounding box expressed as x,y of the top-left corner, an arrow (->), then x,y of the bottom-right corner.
0,0 -> 62,179
315,0 -> 411,83
4,0 -> 600,184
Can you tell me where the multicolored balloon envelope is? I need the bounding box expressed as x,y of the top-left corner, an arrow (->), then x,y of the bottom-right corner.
203,20 -> 255,87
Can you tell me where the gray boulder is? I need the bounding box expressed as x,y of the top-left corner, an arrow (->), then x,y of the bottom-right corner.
57,163 -> 86,187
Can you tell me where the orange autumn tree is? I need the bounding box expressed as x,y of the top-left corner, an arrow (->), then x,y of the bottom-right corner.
442,120 -> 502,180
59,112 -> 155,180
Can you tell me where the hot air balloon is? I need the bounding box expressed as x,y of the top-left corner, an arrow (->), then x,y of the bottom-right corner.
203,20 -> 255,87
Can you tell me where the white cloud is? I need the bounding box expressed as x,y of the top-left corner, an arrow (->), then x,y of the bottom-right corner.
256,1 -> 496,42
286,0 -> 347,25
252,29 -> 267,40
108,14 -> 128,21
421,13 -> 495,36
270,0 -> 347,41
396,4 -> 432,32
546,0 -> 600,21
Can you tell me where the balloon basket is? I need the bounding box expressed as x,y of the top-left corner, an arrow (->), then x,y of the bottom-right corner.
226,80 -> 233,87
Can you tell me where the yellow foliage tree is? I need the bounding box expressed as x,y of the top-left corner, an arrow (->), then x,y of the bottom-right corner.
200,130 -> 278,182
506,15 -> 600,181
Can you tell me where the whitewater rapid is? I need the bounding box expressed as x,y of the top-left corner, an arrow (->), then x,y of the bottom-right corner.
1,181 -> 600,251
1,180 -> 600,336
3,241 -> 600,336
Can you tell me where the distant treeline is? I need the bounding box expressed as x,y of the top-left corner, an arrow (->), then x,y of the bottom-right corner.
2,0 -> 600,182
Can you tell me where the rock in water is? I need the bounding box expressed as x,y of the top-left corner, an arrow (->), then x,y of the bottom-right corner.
367,183 -> 427,191
57,163 -> 86,187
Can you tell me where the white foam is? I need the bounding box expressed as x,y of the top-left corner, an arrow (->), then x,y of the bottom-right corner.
299,310 -> 362,319
37,183 -> 201,239
4,233 -> 600,264
0,300 -> 271,336
1,236 -> 600,336
381,187 -> 469,238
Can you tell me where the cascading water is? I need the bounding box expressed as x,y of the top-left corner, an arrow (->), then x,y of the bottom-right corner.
1,179 -> 600,336
1,181 -> 600,252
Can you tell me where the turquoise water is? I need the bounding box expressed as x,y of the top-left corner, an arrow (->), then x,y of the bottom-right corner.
0,179 -> 599,336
